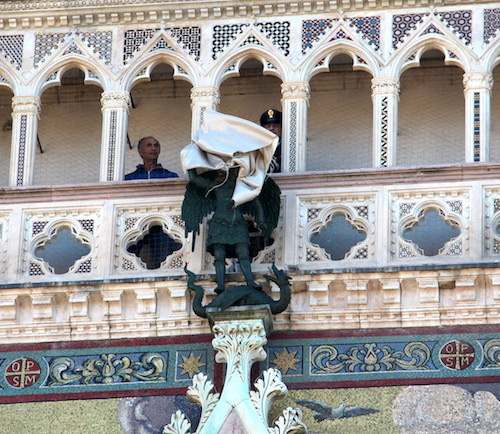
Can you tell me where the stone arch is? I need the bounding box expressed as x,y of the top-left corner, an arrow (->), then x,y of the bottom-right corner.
390,35 -> 472,79
212,46 -> 287,88
33,56 -> 109,97
122,51 -> 197,92
301,40 -> 380,82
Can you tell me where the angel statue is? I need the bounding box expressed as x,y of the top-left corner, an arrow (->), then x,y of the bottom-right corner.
181,111 -> 281,296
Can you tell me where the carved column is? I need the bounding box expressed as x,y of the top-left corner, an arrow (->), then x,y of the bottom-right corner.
464,72 -> 493,163
163,306 -> 305,434
99,91 -> 130,182
9,96 -> 40,186
190,86 -> 220,137
281,82 -> 310,173
371,78 -> 399,168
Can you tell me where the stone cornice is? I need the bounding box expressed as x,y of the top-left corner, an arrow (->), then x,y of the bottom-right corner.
0,0 -> 492,29
2,162 -> 500,204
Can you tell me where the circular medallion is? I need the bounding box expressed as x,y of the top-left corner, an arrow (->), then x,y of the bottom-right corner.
439,340 -> 475,370
5,357 -> 41,388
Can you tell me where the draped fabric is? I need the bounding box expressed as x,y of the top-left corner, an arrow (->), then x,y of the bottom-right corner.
181,111 -> 279,206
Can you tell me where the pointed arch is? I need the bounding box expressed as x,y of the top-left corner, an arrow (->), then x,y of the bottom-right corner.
390,34 -> 473,80
122,50 -> 198,92
301,39 -> 380,81
32,55 -> 110,97
211,45 -> 287,88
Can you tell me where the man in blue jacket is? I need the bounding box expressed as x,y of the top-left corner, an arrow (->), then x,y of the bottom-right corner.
125,136 -> 178,180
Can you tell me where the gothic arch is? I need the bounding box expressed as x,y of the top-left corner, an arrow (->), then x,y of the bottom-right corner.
390,35 -> 472,79
301,40 -> 380,82
211,46 -> 287,88
33,56 -> 109,96
122,51 -> 197,92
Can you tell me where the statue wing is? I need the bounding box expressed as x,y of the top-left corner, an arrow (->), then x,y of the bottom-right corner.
242,176 -> 281,238
181,182 -> 214,240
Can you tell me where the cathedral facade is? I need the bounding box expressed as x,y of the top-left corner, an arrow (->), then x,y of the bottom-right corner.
1,0 -> 500,432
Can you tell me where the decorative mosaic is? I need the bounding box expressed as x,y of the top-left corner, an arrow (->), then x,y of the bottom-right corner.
123,27 -> 201,63
349,16 -> 381,50
438,10 -> 472,45
302,18 -> 335,53
213,21 -> 290,59
264,330 -> 500,384
34,31 -> 113,67
0,339 -> 213,400
330,29 -> 352,42
0,35 -> 24,70
379,96 -> 389,167
473,92 -> 481,162
392,13 -> 428,49
288,101 -> 297,172
106,110 -> 117,182
16,114 -> 27,186
123,28 -> 156,63
80,31 -> 113,64
484,8 -> 500,43
169,27 -> 201,60
256,21 -> 290,56
484,188 -> 500,257
422,24 -> 444,36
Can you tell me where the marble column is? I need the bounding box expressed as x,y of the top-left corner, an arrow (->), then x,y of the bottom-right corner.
371,78 -> 399,168
464,72 -> 493,163
9,96 -> 40,186
281,82 -> 310,173
99,91 -> 130,182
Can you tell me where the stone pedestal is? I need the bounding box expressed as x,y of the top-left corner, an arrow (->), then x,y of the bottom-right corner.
163,305 -> 305,434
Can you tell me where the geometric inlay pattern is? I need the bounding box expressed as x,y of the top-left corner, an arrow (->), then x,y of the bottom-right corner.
0,35 -> 24,70
34,33 -> 66,67
123,27 -> 201,63
438,10 -> 472,45
80,31 -> 113,64
302,19 -> 335,53
212,21 -> 290,59
392,13 -> 428,49
484,8 -> 500,44
349,16 -> 381,50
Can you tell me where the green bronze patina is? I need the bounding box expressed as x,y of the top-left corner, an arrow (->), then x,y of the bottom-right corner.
182,166 -> 291,317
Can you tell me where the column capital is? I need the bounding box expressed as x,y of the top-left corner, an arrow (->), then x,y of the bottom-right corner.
190,86 -> 220,107
371,78 -> 400,96
463,72 -> 493,91
100,91 -> 130,110
191,86 -> 219,99
281,81 -> 310,100
12,96 -> 40,113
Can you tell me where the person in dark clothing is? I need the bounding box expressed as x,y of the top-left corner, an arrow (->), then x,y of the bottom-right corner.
124,136 -> 178,180
260,109 -> 282,173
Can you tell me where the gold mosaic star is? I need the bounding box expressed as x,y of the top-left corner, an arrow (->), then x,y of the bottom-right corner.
272,349 -> 298,374
179,353 -> 204,378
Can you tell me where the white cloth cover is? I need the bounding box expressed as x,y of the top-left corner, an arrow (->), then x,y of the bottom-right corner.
181,111 -> 279,206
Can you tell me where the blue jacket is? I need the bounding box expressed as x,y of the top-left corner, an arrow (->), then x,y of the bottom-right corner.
124,164 -> 179,180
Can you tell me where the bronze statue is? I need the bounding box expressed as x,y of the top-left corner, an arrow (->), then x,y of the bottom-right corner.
182,165 -> 280,294
180,111 -> 291,317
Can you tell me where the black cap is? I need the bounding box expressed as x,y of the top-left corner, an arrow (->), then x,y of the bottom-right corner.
260,109 -> 282,126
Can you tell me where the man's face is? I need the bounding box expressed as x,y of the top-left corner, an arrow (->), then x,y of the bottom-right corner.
139,138 -> 161,161
263,122 -> 282,138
